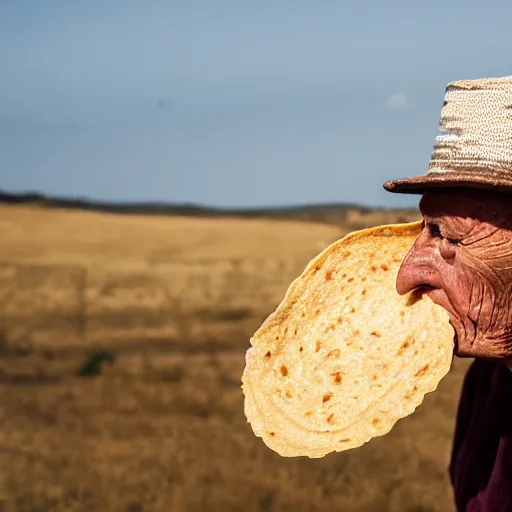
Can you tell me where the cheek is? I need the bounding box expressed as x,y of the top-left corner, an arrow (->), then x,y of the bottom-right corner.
439,262 -> 474,314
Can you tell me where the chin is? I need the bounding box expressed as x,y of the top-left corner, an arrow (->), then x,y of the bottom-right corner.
455,331 -> 512,360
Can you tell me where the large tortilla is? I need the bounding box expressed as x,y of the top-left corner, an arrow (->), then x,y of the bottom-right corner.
242,221 -> 454,458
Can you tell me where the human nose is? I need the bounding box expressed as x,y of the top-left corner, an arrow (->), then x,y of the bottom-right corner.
396,230 -> 436,295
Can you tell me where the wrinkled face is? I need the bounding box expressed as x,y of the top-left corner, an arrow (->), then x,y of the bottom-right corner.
396,189 -> 512,361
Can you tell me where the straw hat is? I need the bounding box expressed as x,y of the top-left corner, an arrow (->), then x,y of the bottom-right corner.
384,75 -> 512,194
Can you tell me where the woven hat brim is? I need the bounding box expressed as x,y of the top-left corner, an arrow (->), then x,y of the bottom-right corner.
383,170 -> 512,195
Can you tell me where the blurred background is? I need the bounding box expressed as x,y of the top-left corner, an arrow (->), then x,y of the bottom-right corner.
0,1 -> 509,510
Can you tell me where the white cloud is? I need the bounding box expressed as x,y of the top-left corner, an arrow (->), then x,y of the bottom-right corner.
385,93 -> 409,110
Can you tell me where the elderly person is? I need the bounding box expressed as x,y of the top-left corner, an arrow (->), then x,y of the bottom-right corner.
384,75 -> 512,511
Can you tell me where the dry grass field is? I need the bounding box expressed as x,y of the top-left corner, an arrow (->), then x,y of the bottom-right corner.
0,203 -> 470,512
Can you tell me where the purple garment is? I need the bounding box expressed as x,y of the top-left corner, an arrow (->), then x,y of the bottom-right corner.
450,358 -> 512,511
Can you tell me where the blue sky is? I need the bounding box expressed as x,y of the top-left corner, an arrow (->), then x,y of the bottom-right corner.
1,1 -> 511,208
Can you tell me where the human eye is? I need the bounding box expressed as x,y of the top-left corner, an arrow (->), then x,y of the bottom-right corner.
427,222 -> 442,238
427,222 -> 460,245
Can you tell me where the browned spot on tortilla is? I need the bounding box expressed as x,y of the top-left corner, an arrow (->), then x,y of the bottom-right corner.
370,331 -> 381,337
294,328 -> 298,335
347,277 -> 354,283
337,317 -> 343,324
369,252 -> 375,258
353,329 -> 360,336
305,411 -> 312,417
362,276 -> 367,282
372,418 -> 380,425
393,257 -> 402,263
280,365 -> 288,377
325,324 -> 336,333
415,364 -> 429,377
275,335 -> 279,341
327,349 -> 340,358
371,265 -> 378,271
332,372 -> 343,384
322,392 -> 333,403
315,309 -> 321,316
299,346 -> 303,352
285,390 -> 292,398
350,307 -> 355,313
327,413 -> 335,424
265,351 -> 271,358
400,310 -> 405,317
397,339 -> 411,355
339,438 -> 351,443
342,273 -> 347,278
381,264 -> 389,271
315,341 -> 322,352
361,289 -> 366,296
372,374 -> 377,381
270,432 -> 275,436
325,269 -> 333,281
313,265 -> 321,273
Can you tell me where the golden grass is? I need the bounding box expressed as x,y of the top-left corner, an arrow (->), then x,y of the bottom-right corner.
0,204 -> 467,511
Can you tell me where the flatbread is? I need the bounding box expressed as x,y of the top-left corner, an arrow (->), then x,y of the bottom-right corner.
241,221 -> 454,458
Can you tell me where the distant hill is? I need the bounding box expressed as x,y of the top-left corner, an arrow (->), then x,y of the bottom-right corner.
0,189 -> 418,225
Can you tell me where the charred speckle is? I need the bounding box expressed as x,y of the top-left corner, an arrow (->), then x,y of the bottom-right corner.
414,364 -> 429,377
397,340 -> 411,355
332,372 -> 343,384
